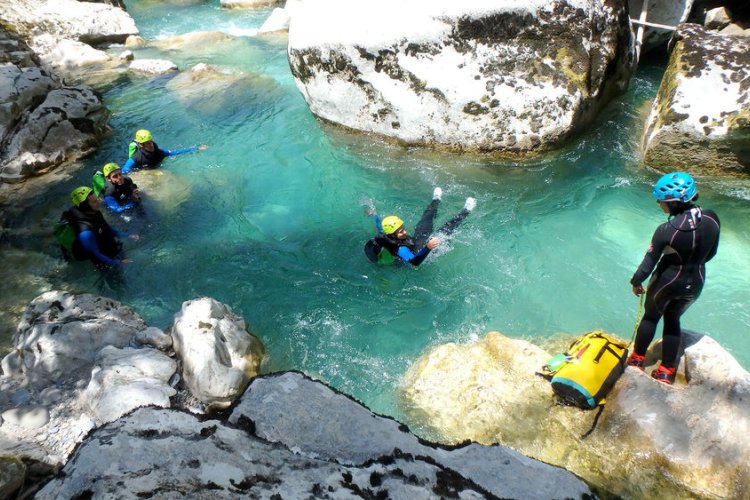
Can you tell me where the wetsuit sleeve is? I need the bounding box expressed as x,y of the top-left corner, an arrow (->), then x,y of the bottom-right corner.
122,157 -> 136,174
397,246 -> 431,267
164,147 -> 198,156
630,224 -> 669,286
372,214 -> 384,234
104,196 -> 134,213
703,210 -> 721,262
79,231 -> 120,267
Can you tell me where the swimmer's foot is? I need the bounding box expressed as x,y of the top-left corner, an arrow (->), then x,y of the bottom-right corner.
464,197 -> 476,212
433,187 -> 442,201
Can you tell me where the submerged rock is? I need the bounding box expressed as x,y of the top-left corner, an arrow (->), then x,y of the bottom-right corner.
36,373 -> 592,498
641,23 -> 750,176
288,0 -> 635,153
400,330 -> 750,498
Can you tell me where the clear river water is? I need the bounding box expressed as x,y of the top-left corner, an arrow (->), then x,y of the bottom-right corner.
1,1 -> 749,425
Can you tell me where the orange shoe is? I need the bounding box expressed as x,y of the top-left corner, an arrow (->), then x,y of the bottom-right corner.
651,364 -> 676,384
627,352 -> 646,371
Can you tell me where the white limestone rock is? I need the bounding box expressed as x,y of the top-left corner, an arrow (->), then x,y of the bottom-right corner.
220,0 -> 282,9
83,346 -> 177,425
400,330 -> 750,498
171,298 -> 264,410
288,0 -> 635,153
258,7 -> 292,34
641,23 -> 750,176
704,7 -> 731,30
0,291 -> 178,467
2,291 -> 144,385
628,0 -> 694,53
129,59 -> 179,74
0,85 -> 110,182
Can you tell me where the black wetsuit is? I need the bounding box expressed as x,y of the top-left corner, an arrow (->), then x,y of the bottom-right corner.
66,206 -> 123,267
103,177 -> 138,212
368,199 -> 470,266
128,143 -> 168,170
630,206 -> 720,366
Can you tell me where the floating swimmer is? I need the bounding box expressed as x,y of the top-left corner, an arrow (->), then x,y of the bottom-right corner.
364,188 -> 476,266
122,129 -> 208,174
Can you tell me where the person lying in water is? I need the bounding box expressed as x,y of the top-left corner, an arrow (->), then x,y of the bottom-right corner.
122,129 -> 208,174
365,188 -> 476,266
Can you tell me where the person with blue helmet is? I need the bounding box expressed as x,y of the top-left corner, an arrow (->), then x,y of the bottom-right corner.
364,188 -> 476,266
627,172 -> 721,384
121,129 -> 208,174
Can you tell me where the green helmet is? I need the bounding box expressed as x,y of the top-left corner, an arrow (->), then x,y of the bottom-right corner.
135,129 -> 152,143
381,216 -> 404,235
102,162 -> 120,177
70,186 -> 93,207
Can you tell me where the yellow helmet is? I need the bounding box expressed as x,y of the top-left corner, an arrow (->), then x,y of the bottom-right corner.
135,129 -> 152,143
381,216 -> 404,235
70,186 -> 93,207
102,162 -> 120,177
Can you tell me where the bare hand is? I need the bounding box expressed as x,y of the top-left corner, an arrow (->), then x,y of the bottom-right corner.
132,189 -> 141,201
364,208 -> 376,217
632,285 -> 645,296
198,145 -> 209,150
120,259 -> 133,265
426,237 -> 440,250
128,234 -> 140,241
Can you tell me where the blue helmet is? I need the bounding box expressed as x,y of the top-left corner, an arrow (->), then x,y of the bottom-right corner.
652,172 -> 697,202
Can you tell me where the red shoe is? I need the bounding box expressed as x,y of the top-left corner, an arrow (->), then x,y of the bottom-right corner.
651,364 -> 676,385
627,352 -> 646,371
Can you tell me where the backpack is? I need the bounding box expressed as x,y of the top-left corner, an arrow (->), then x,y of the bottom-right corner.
92,170 -> 106,197
364,237 -> 396,265
53,212 -> 76,259
543,331 -> 628,410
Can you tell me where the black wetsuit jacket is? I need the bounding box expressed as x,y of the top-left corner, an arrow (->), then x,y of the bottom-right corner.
66,206 -> 121,263
130,142 -> 168,170
630,206 -> 720,300
104,177 -> 138,207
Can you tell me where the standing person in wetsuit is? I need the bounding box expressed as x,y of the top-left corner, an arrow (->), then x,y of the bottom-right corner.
627,172 -> 720,384
102,162 -> 141,213
365,188 -> 476,266
121,129 -> 208,174
61,186 -> 138,268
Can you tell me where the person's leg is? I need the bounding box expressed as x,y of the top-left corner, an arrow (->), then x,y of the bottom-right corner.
660,297 -> 695,368
413,198 -> 439,248
633,290 -> 662,356
437,209 -> 469,236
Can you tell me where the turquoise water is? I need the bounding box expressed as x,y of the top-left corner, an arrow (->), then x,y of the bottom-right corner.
2,1 -> 750,422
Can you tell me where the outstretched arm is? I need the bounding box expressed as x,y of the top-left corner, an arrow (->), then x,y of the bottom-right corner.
164,145 -> 208,156
78,230 -> 120,267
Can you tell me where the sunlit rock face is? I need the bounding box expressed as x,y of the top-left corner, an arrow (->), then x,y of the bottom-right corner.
642,23 -> 750,176
288,0 -> 635,153
36,373 -> 592,499
0,27 -> 110,182
400,331 -> 750,498
171,297 -> 265,411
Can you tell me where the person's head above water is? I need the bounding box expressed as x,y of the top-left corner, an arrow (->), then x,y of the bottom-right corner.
381,215 -> 407,239
102,162 -> 124,185
652,171 -> 698,215
70,186 -> 99,211
134,129 -> 155,152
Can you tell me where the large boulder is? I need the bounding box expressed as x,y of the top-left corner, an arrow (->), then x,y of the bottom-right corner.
0,26 -> 110,182
171,298 -> 264,410
400,330 -> 750,498
0,291 -> 176,466
288,0 -> 635,153
641,23 -> 750,176
36,374 -> 592,498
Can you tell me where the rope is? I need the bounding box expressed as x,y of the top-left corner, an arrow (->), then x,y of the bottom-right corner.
627,291 -> 646,348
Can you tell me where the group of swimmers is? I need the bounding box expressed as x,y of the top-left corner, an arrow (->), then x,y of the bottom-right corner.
57,140 -> 721,386
57,129 -> 208,268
